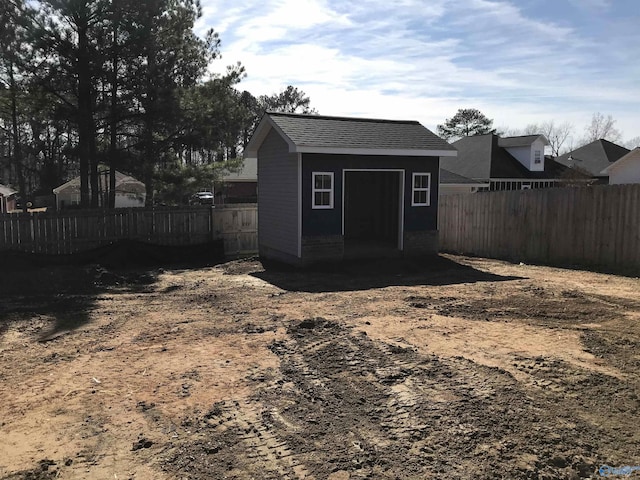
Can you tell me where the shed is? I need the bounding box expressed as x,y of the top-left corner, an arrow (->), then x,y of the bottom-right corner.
244,112 -> 457,265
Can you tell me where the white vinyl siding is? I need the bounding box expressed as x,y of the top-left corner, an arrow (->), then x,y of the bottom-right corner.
411,173 -> 431,206
312,172 -> 333,209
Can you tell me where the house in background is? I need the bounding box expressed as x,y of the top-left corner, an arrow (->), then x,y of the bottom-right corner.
555,139 -> 630,184
53,170 -> 146,209
439,169 -> 489,195
0,183 -> 17,213
216,157 -> 257,203
244,112 -> 457,265
441,133 -> 586,190
601,147 -> 640,184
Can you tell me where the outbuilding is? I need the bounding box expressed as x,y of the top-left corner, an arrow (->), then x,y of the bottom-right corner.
244,112 -> 457,265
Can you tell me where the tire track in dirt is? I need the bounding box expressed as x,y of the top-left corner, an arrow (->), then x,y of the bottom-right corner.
162,317 -> 606,479
203,400 -> 311,479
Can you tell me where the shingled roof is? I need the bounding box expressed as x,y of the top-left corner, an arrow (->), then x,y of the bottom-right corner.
245,112 -> 456,158
0,183 -> 17,197
441,134 -> 575,181
53,170 -> 145,195
555,139 -> 630,177
498,135 -> 547,148
440,169 -> 486,185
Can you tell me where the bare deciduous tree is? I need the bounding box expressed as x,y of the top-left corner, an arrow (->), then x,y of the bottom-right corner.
582,112 -> 622,144
497,120 -> 574,156
540,120 -> 574,157
623,136 -> 640,149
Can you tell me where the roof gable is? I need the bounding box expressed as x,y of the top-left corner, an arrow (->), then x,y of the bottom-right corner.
556,139 -> 630,176
0,183 -> 17,197
601,147 -> 640,175
53,170 -> 145,194
245,112 -> 457,158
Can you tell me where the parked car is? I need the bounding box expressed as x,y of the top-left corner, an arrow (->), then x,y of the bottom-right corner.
193,191 -> 214,205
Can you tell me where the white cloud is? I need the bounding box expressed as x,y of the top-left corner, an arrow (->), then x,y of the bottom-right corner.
568,0 -> 612,11
199,0 -> 640,141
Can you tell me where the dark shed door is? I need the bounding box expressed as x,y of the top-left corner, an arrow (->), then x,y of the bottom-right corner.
344,171 -> 400,245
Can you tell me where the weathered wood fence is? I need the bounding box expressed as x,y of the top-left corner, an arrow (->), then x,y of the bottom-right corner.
0,204 -> 258,256
439,184 -> 640,273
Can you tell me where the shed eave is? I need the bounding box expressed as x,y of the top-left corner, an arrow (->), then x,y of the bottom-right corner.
293,146 -> 457,157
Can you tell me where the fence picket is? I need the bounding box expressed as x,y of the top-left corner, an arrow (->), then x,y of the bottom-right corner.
0,205 -> 258,257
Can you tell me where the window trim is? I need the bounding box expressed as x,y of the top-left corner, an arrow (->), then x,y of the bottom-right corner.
411,172 -> 431,207
534,150 -> 542,164
312,171 -> 334,209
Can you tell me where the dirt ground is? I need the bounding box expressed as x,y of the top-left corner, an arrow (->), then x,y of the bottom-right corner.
1,254 -> 639,479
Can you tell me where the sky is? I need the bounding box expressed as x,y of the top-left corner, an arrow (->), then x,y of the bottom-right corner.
196,0 -> 640,147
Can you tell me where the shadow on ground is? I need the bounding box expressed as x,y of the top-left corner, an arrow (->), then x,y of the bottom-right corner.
251,255 -> 524,293
0,240 -> 225,342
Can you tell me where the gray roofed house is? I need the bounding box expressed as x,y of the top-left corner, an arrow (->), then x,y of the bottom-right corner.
218,157 -> 258,203
441,133 -> 586,191
555,139 -> 630,182
0,183 -> 18,213
53,170 -> 146,209
600,147 -> 640,185
439,169 -> 489,195
244,112 -> 457,265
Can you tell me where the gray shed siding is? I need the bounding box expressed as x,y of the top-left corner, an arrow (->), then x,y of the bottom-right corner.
257,128 -> 299,261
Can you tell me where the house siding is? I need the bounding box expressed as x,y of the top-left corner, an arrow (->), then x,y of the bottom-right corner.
505,139 -> 546,172
257,128 -> 299,261
56,191 -> 145,209
608,150 -> 640,185
301,153 -> 440,238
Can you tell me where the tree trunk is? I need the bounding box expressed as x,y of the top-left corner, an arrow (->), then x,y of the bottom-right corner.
142,41 -> 157,207
108,15 -> 118,209
77,17 -> 98,208
8,59 -> 27,213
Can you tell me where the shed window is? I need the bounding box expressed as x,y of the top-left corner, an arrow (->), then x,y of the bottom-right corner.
411,173 -> 431,206
312,172 -> 334,209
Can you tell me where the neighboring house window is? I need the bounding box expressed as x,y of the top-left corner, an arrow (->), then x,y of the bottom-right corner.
412,173 -> 431,206
312,172 -> 333,209
534,150 -> 542,164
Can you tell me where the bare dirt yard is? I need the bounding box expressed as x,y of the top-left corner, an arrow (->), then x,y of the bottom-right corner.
1,254 -> 639,479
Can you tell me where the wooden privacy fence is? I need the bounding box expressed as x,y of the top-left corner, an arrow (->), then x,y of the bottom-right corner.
0,204 -> 258,257
438,184 -> 640,273
212,204 -> 258,256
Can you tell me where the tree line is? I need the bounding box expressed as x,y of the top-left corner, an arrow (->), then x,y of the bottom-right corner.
0,0 -> 315,209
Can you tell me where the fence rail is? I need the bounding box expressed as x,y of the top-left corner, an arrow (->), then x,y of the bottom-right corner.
438,185 -> 640,273
0,204 -> 258,257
